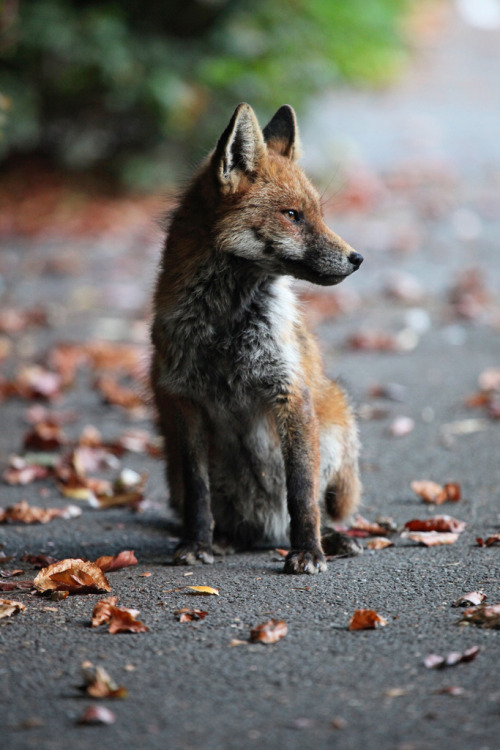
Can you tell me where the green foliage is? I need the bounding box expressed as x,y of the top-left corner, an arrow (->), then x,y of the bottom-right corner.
0,0 -> 410,187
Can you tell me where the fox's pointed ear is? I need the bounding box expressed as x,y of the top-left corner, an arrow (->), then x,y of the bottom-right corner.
263,104 -> 300,161
212,103 -> 265,192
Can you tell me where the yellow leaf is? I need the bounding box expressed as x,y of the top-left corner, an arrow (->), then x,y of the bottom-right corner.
186,586 -> 219,596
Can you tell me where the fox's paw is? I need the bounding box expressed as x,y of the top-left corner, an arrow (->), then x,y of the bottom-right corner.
321,529 -> 362,558
173,541 -> 214,566
284,548 -> 327,575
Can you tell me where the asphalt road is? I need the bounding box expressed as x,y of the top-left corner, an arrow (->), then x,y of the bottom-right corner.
1,4 -> 500,750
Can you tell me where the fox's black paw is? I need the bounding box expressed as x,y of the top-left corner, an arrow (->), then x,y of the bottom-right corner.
321,530 -> 362,558
284,548 -> 327,575
173,541 -> 214,566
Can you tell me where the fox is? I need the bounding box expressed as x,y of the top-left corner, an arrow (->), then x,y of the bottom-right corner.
151,103 -> 363,574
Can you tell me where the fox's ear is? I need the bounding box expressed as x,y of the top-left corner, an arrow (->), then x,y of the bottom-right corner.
213,103 -> 265,192
263,105 -> 300,161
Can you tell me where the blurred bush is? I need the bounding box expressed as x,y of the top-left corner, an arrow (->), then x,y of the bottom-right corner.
0,0 -> 410,188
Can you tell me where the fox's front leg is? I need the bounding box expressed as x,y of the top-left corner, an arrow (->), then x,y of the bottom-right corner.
276,387 -> 327,574
170,398 -> 214,565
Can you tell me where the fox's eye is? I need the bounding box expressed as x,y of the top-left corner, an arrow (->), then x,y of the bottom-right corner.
282,209 -> 300,223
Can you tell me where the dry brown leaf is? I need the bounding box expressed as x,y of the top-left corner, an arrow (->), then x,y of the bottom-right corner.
411,480 -> 461,504
366,537 -> 394,550
77,705 -> 116,725
0,500 -> 81,524
108,607 -> 148,634
401,531 -> 459,546
476,533 -> 500,547
0,580 -> 34,592
228,638 -> 248,647
275,548 -> 289,557
0,599 -> 26,619
94,550 -> 137,573
138,572 -> 151,578
14,365 -> 63,401
460,604 -> 500,629
2,458 -> 51,485
424,646 -> 480,668
94,376 -> 145,411
250,619 -> 287,644
404,515 -> 466,533
0,569 -> 24,578
186,586 -> 219,596
174,608 -> 208,622
81,663 -> 127,699
91,596 -> 148,633
34,559 -> 111,594
20,554 -> 57,568
347,330 -> 401,352
23,421 -> 68,451
348,609 -> 388,631
351,515 -> 393,537
91,596 -> 118,627
452,591 -> 487,608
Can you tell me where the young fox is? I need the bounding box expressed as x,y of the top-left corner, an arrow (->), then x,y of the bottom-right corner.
151,103 -> 363,574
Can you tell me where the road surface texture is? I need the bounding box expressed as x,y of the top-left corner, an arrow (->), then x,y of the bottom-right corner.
1,3 -> 499,749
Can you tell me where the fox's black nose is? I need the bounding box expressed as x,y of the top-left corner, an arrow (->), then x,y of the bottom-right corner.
348,252 -> 364,269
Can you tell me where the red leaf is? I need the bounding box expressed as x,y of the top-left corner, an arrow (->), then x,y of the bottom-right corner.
94,550 -> 138,573
404,515 -> 466,533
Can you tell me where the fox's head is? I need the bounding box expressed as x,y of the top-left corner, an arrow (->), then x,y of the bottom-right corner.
209,103 -> 363,286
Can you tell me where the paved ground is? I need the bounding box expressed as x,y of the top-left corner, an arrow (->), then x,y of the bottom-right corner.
1,3 -> 500,749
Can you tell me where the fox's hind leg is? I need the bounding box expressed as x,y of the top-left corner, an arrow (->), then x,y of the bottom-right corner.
316,380 -> 362,557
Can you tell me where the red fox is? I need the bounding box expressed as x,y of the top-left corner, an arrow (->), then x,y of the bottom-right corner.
151,103 -> 363,574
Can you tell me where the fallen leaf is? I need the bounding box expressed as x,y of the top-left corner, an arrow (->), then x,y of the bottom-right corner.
0,580 -> 34,592
94,550 -> 137,573
138,572 -> 151,578
366,537 -> 394,550
275,548 -> 289,557
0,569 -> 24,578
250,619 -> 288,644
0,599 -> 26,618
228,639 -> 248,647
91,596 -> 118,627
77,705 -> 116,725
81,663 -> 127,699
476,533 -> 500,547
2,457 -> 51,485
13,365 -> 63,401
20,554 -> 58,568
348,609 -> 388,631
0,500 -> 81,524
34,559 -> 111,594
460,604 -> 500,629
401,531 -> 459,546
424,646 -> 480,668
411,480 -> 461,504
23,421 -> 68,451
186,586 -> 219,596
452,591 -> 486,607
91,596 -> 148,633
404,516 -> 466,533
351,515 -> 394,536
346,330 -> 401,352
174,608 -> 208,622
94,376 -> 145,411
